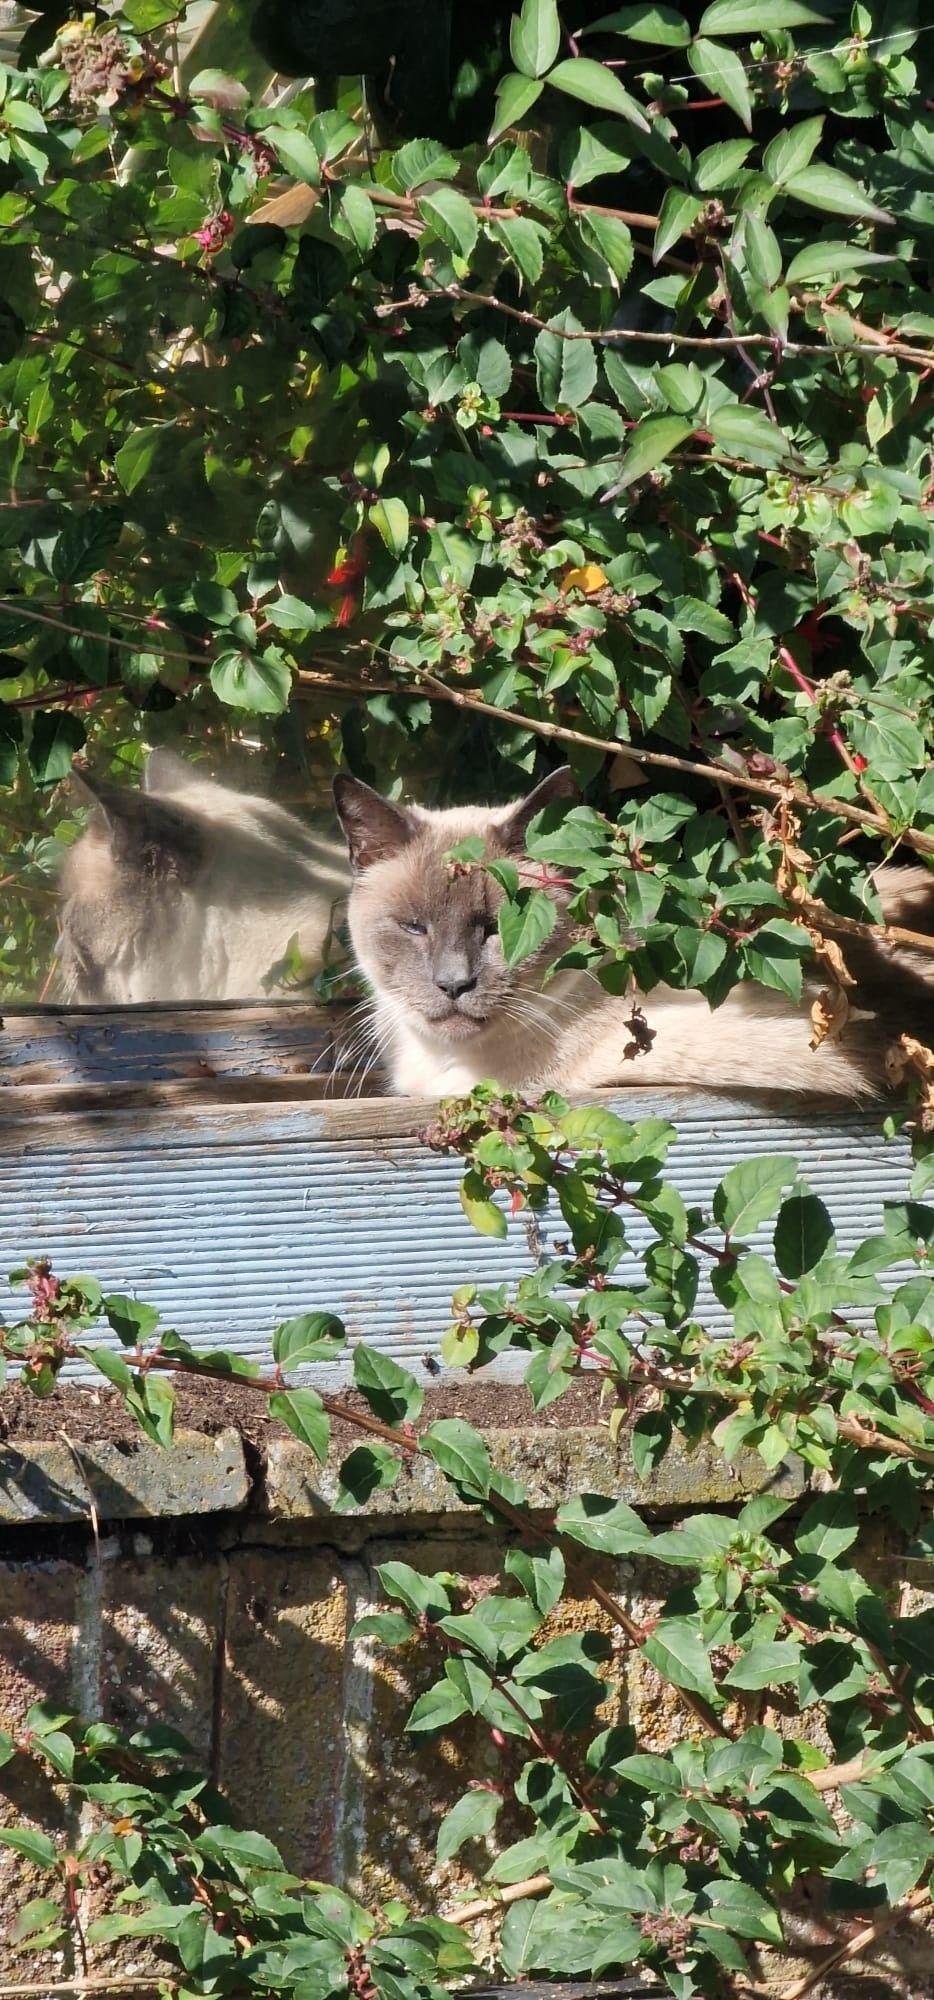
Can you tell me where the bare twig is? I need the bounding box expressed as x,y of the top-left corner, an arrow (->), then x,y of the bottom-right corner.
769,1884 -> 931,2000
392,665 -> 934,859
449,1873 -> 553,1927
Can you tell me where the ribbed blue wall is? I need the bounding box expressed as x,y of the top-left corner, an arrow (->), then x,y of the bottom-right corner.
0,1093 -> 912,1386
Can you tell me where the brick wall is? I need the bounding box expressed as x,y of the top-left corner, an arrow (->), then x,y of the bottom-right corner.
1,1426 -> 932,1997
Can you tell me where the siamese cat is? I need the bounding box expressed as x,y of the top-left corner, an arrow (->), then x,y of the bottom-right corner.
333,767 -> 934,1101
58,750 -> 350,1003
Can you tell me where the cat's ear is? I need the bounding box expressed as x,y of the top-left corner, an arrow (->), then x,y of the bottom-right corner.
333,774 -> 416,871
496,765 -> 578,853
144,747 -> 198,795
70,762 -> 204,879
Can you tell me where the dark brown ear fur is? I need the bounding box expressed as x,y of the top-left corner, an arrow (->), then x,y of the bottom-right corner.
71,767 -> 204,882
495,766 -> 578,854
333,774 -> 416,870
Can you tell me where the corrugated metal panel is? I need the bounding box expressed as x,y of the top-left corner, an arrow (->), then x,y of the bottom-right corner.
0,1092 -> 912,1388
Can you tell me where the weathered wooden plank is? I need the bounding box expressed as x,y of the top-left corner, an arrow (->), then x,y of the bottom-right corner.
0,1002 -> 346,1088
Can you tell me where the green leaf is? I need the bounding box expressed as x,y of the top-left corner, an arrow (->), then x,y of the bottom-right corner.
103,1295 -> 160,1347
773,1193 -> 835,1278
114,426 -> 167,496
708,403 -> 789,466
556,1493 -> 653,1556
333,185 -> 376,258
722,1641 -> 802,1689
642,1616 -> 720,1702
196,1826 -> 285,1872
353,1344 -> 423,1424
604,411 -> 693,490
697,1878 -> 783,1945
574,211 -> 634,289
126,1373 -> 174,1449
50,511 -> 120,585
0,1828 -> 58,1868
762,115 -> 824,186
406,1677 -> 470,1733
699,0 -> 824,29
368,497 -> 410,557
713,1155 -> 798,1236
268,1387 -> 330,1462
266,124 -> 320,185
743,212 -> 782,289
491,215 -> 546,286
417,187 -> 479,261
796,1493 -> 859,1561
210,651 -> 291,714
546,58 -> 649,132
687,39 -> 752,130
460,1170 -> 508,1239
785,241 -> 895,284
654,187 -> 703,262
28,709 -> 85,785
631,1411 -> 673,1478
334,1443 -> 401,1511
499,1898 -> 539,1977
534,310 -> 597,412
350,1610 -> 415,1644
391,140 -> 460,191
273,1311 -> 345,1368
81,1347 -> 134,1394
510,0 -> 561,78
423,1418 -> 493,1497
498,887 -> 557,966
784,165 -> 894,224
488,72 -> 544,143
505,1545 -> 566,1615
588,6 -> 690,45
436,1787 -> 502,1862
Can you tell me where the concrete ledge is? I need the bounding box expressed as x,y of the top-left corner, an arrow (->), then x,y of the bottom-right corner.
0,1427 -> 248,1523
0,1424 -> 805,1526
266,1427 -> 806,1518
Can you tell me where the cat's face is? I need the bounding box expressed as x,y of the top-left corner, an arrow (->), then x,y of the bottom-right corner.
333,769 -> 577,1044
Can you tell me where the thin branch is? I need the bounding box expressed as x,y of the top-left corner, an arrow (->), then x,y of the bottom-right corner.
770,1884 -> 931,2000
0,1984 -> 177,1999
395,665 -> 934,860
428,284 -> 934,369
448,1873 -> 552,1927
799,895 -> 934,961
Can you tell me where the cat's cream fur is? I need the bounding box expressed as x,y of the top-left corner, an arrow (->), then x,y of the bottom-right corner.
334,768 -> 934,1101
59,750 -> 350,1002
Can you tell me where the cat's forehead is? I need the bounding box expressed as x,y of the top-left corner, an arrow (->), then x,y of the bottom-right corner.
379,831 -> 493,918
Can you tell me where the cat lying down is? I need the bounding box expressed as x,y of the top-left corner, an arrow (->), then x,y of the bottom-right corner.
332,767 -> 934,1102
59,755 -> 934,1100
58,750 -> 350,1003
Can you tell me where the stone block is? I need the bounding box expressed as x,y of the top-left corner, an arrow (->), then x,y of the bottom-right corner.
217,1547 -> 347,1877
341,1530 -> 621,1919
266,1425 -> 805,1520
0,1560 -> 83,1981
101,1545 -> 224,1762
0,1430 -> 248,1525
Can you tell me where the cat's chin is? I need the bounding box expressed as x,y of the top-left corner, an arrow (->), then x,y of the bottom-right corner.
424,1011 -> 487,1043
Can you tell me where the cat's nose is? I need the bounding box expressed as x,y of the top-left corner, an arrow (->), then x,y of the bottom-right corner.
435,963 -> 478,1000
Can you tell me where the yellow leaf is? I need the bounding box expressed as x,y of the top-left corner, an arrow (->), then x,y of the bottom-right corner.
562,563 -> 607,595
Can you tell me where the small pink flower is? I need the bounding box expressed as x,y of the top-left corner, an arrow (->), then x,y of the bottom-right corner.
195,210 -> 235,255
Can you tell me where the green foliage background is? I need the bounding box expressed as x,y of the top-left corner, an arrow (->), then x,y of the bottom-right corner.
3,13 -> 934,1986
1,0 -> 933,1008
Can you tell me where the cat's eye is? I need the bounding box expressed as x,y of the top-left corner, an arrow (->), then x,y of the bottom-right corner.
399,918 -> 428,936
